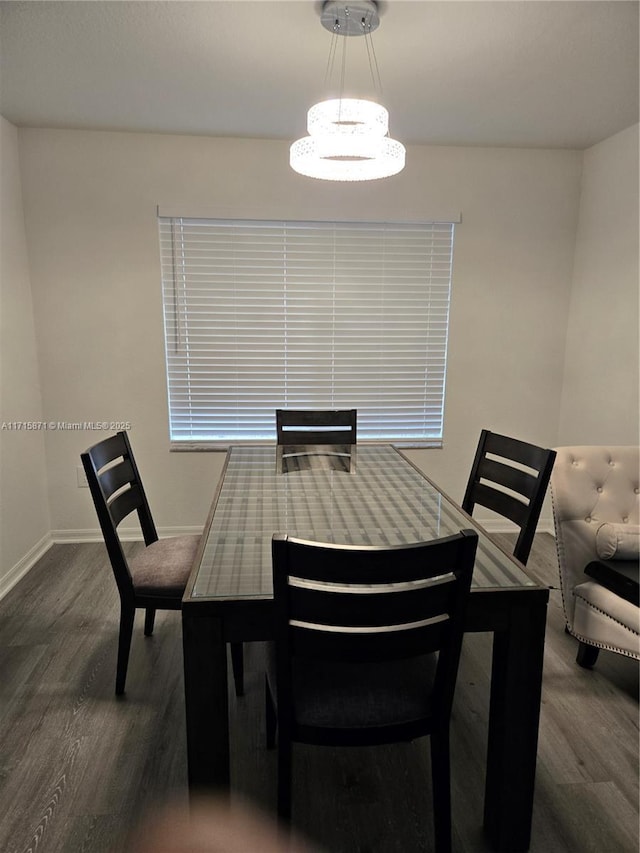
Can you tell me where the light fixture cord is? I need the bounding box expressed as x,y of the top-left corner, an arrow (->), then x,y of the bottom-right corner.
324,13 -> 347,122
323,5 -> 384,122
338,13 -> 348,123
324,28 -> 338,89
341,34 -> 348,92
364,20 -> 383,99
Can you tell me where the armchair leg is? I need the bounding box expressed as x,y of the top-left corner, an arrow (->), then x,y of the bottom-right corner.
576,641 -> 599,668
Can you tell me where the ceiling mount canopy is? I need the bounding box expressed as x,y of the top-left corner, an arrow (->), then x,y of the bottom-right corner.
320,0 -> 380,36
290,0 -> 405,182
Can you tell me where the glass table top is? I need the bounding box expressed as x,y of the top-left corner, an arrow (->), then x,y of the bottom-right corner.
192,444 -> 538,599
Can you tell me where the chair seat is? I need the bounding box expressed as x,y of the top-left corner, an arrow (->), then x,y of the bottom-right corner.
130,535 -> 199,597
269,652 -> 438,730
574,580 -> 640,640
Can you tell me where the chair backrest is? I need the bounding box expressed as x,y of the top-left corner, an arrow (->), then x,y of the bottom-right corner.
81,431 -> 157,597
272,530 -> 478,725
462,429 -> 556,565
276,409 -> 357,446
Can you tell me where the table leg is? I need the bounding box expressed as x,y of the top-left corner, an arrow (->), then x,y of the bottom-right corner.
483,599 -> 547,852
182,610 -> 230,793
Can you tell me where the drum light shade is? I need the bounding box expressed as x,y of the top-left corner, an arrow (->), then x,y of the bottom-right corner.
290,98 -> 405,181
290,3 -> 405,182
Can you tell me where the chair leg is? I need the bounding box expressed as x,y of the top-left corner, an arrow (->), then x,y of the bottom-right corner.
230,642 -> 244,697
265,676 -> 277,749
576,641 -> 599,668
430,730 -> 452,853
277,735 -> 293,823
144,607 -> 156,636
116,605 -> 136,696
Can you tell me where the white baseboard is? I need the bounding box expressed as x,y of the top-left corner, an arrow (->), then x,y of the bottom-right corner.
50,526 -> 203,543
0,532 -> 53,601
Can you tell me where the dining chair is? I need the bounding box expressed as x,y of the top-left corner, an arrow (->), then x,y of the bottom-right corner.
275,409 -> 357,445
266,530 -> 478,853
81,431 -> 244,696
462,429 -> 556,565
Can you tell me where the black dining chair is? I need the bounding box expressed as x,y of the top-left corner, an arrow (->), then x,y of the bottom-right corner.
462,429 -> 556,565
266,530 -> 478,853
81,431 -> 244,696
275,409 -> 357,445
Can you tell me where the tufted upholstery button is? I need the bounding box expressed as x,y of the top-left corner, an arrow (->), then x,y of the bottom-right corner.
623,517 -> 629,523
609,461 -> 615,467
585,516 -> 591,522
597,487 -> 603,493
635,488 -> 639,495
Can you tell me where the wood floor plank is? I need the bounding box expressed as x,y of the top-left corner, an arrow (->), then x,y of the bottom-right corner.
0,535 -> 637,853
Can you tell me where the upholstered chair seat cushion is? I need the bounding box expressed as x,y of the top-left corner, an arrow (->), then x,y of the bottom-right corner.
267,651 -> 438,729
130,535 -> 200,597
573,580 -> 640,638
293,657 -> 438,729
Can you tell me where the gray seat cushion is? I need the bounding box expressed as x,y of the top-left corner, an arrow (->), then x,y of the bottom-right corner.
268,648 -> 438,729
129,535 -> 199,597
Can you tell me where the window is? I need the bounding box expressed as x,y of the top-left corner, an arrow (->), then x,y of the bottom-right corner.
159,217 -> 455,447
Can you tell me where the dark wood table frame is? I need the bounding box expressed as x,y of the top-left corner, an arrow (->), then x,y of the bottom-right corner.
182,446 -> 548,852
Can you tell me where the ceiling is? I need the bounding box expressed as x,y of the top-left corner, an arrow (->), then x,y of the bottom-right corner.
0,0 -> 638,150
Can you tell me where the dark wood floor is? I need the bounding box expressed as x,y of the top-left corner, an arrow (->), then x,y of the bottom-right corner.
0,534 -> 637,853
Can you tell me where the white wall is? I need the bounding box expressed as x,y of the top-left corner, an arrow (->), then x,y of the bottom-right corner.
0,117 -> 50,593
14,128 -> 582,538
558,123 -> 639,446
2,115 -> 637,580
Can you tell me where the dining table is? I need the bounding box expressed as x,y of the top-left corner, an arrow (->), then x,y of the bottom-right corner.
182,444 -> 548,852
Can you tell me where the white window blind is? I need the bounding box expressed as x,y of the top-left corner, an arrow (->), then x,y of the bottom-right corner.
158,217 -> 455,446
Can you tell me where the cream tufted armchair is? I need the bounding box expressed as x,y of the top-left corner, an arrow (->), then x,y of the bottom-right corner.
551,446 -> 639,667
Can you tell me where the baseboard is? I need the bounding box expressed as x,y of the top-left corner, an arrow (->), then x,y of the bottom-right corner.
50,526 -> 203,543
0,532 -> 53,601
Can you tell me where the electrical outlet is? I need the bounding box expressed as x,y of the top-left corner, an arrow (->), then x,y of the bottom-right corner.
76,466 -> 89,488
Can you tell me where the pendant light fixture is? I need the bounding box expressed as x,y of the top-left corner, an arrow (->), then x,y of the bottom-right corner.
290,1 -> 405,182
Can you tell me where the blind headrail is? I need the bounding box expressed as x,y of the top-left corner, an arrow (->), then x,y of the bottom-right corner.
157,205 -> 462,226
